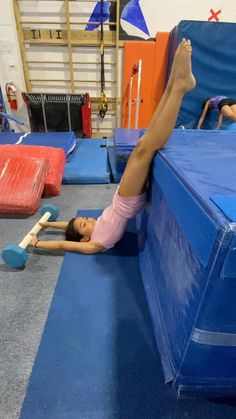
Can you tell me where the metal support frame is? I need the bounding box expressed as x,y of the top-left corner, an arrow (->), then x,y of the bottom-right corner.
128,59 -> 142,129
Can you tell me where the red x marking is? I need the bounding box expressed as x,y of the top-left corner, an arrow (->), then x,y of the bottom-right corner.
208,8 -> 221,22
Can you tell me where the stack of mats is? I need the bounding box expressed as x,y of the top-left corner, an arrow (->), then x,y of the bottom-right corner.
108,129 -> 143,182
0,132 -> 80,214
138,128 -> 236,397
0,145 -> 66,215
0,155 -> 49,215
0,131 -> 76,158
0,131 -> 75,214
166,20 -> 236,129
106,138 -> 122,183
63,138 -> 111,184
113,128 -> 140,172
0,145 -> 66,197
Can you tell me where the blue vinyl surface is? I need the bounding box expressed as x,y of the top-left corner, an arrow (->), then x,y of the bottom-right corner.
0,131 -> 76,157
138,129 -> 236,397
113,128 -> 142,173
20,211 -> 236,417
63,139 -> 111,184
167,21 -> 236,129
161,129 -> 236,202
211,195 -> 236,222
20,213 -> 162,419
113,128 -> 140,146
0,132 -> 21,143
106,139 -> 122,183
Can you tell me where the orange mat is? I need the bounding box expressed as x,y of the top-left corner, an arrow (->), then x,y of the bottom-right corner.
121,32 -> 169,129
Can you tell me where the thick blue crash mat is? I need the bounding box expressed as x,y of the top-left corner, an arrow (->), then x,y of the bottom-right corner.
108,128 -> 146,179
166,20 -> 236,129
106,138 -> 122,183
0,131 -> 76,158
138,129 -> 236,397
113,128 -> 141,172
63,138 -> 111,184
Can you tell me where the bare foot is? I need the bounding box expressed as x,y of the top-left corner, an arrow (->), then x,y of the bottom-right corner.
173,40 -> 196,93
167,38 -> 186,90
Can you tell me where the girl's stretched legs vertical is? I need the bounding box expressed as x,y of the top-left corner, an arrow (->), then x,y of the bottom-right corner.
147,38 -> 185,132
119,40 -> 196,197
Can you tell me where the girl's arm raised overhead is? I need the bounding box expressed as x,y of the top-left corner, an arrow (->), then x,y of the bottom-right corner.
39,221 -> 69,230
30,233 -> 104,254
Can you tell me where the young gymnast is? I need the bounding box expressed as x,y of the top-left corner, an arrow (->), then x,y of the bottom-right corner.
197,96 -> 236,130
30,39 -> 196,254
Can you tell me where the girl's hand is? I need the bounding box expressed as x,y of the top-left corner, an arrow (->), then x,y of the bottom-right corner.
29,233 -> 38,247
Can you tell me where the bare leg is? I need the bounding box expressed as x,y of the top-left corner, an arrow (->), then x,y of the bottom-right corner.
221,105 -> 236,122
119,40 -> 196,197
148,38 -> 186,131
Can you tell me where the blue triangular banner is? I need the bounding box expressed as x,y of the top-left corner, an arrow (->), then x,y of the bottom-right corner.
121,0 -> 150,36
86,1 -> 111,31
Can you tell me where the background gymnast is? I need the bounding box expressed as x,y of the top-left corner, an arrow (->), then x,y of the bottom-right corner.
30,39 -> 196,255
197,96 -> 236,130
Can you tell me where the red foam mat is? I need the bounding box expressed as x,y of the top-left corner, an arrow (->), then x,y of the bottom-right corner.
0,155 -> 49,215
0,145 -> 66,196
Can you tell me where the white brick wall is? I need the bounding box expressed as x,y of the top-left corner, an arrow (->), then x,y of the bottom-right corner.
0,1 -> 29,131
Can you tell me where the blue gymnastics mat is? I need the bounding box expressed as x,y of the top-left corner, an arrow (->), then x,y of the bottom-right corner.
20,213 -> 161,419
106,138 -> 122,183
20,211 -> 236,418
0,131 -> 76,157
113,128 -> 140,173
167,20 -> 236,129
138,128 -> 236,398
63,139 -> 111,184
107,129 -> 145,180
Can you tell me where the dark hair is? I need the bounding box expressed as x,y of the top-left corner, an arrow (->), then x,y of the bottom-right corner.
65,217 -> 82,242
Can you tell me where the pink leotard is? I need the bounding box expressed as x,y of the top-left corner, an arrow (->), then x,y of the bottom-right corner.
90,187 -> 146,250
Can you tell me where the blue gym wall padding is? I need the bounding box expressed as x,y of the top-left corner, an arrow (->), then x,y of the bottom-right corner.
167,21 -> 236,129
138,129 -> 236,397
62,139 -> 111,184
0,131 -> 76,157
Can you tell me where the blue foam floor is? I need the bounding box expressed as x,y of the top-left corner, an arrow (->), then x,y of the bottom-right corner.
20,211 -> 236,418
